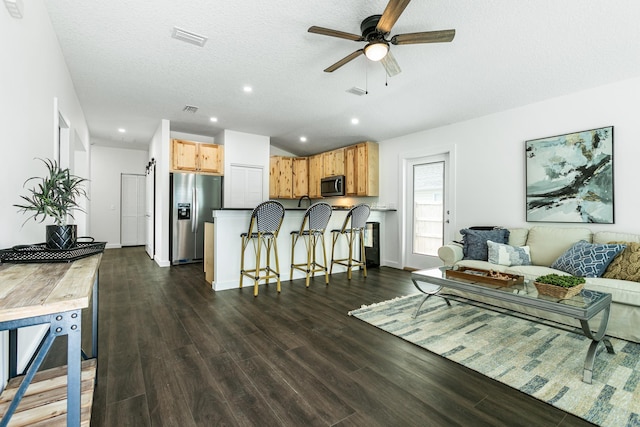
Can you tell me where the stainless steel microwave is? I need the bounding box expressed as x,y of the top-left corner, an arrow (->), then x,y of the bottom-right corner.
321,175 -> 345,197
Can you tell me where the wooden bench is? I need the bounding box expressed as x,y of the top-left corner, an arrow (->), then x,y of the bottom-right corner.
0,360 -> 96,426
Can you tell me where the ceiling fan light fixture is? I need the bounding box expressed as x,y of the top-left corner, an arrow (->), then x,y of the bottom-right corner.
364,41 -> 389,61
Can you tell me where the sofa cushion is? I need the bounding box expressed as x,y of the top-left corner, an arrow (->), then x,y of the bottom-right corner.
585,276 -> 640,306
593,231 -> 640,245
526,226 -> 592,266
455,259 -> 510,273
505,265 -> 569,282
602,242 -> 640,282
550,240 -> 626,278
487,240 -> 531,266
508,228 -> 529,247
460,228 -> 510,261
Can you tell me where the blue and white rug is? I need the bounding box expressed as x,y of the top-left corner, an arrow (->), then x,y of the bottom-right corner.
348,294 -> 640,427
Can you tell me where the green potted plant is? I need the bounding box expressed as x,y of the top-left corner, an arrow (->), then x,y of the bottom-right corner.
14,158 -> 88,250
534,273 -> 586,299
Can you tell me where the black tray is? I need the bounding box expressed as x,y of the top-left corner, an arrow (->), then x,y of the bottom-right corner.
0,241 -> 106,264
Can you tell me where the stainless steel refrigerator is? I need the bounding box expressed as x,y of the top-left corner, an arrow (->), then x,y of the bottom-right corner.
171,173 -> 222,264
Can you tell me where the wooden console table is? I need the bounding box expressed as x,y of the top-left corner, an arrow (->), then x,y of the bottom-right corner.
0,253 -> 101,426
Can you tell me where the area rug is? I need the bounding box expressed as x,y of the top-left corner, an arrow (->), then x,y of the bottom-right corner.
348,294 -> 640,427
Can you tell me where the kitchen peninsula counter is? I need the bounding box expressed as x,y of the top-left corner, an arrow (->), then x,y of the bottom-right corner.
206,207 -> 394,291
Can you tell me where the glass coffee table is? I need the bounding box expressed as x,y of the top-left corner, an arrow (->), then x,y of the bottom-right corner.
411,267 -> 614,384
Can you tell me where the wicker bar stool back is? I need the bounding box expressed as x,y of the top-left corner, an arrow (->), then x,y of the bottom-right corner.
290,202 -> 333,287
240,200 -> 285,296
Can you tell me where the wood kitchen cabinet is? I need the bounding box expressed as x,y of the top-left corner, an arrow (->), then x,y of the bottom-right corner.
270,156 -> 309,199
345,145 -> 357,195
292,157 -> 309,198
308,154 -> 323,198
171,139 -> 223,174
269,156 -> 292,198
345,141 -> 379,196
323,148 -> 344,177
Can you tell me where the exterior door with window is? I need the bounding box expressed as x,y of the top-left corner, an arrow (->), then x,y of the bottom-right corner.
405,154 -> 450,269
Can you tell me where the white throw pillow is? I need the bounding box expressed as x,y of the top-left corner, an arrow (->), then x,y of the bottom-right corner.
487,240 -> 532,267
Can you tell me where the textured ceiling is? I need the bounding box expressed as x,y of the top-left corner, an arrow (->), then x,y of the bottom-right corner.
44,0 -> 640,155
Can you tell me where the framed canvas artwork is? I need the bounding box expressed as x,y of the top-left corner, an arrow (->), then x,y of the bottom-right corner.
525,126 -> 614,223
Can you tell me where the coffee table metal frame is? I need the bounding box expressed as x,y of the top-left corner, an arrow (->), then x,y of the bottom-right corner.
411,268 -> 614,384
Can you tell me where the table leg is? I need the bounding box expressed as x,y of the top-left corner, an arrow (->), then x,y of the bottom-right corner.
411,279 -> 450,318
579,305 -> 615,384
66,309 -> 82,426
92,274 -> 99,359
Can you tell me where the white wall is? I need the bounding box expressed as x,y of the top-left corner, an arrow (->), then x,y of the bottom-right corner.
379,76 -> 640,269
90,145 -> 148,247
0,0 -> 91,390
0,1 -> 90,248
150,120 -> 171,267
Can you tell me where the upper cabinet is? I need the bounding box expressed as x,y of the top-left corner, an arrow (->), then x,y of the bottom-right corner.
171,139 -> 223,175
292,157 -> 309,199
345,142 -> 379,196
270,156 -> 309,199
355,142 -> 379,196
322,148 -> 345,177
269,142 -> 378,199
308,154 -> 323,198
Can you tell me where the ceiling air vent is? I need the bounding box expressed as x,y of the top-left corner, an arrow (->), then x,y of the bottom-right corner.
171,26 -> 208,47
182,105 -> 199,113
346,87 -> 367,96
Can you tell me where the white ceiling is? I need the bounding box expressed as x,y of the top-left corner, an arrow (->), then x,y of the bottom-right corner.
43,0 -> 640,155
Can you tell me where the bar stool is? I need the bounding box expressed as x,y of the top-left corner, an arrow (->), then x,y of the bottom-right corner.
240,200 -> 285,296
330,204 -> 371,280
290,202 -> 333,287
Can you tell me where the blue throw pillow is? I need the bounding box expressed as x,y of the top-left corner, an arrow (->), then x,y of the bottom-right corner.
550,240 -> 626,278
460,228 -> 510,261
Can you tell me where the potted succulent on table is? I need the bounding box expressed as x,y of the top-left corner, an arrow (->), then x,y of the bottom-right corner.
14,158 -> 88,250
534,273 -> 586,299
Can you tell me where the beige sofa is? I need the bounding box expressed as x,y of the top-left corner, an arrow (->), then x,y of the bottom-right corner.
438,226 -> 640,343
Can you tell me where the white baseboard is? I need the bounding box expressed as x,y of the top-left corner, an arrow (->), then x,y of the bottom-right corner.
154,256 -> 170,267
382,260 -> 402,269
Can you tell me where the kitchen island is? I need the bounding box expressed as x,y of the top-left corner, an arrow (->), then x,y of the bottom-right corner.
205,207 -> 393,291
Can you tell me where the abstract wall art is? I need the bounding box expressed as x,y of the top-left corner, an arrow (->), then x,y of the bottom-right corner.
525,126 -> 614,223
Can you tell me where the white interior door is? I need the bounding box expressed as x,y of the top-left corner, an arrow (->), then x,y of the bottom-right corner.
145,165 -> 155,258
121,174 -> 146,246
405,154 -> 450,269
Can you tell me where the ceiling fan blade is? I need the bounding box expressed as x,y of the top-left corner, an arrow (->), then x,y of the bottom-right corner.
391,29 -> 456,45
381,50 -> 401,77
308,26 -> 364,41
324,49 -> 364,72
376,0 -> 411,34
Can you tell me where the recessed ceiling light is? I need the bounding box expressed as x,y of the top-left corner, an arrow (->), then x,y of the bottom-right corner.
351,118 -> 359,125
243,86 -> 253,93
210,117 -> 218,122
300,136 -> 307,143
118,128 -> 126,133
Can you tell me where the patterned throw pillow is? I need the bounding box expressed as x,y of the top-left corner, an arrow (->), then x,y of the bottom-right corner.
550,240 -> 626,278
460,228 -> 510,261
602,241 -> 640,282
487,240 -> 531,266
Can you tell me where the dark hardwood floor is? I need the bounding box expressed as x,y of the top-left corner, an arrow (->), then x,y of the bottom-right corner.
81,247 -> 594,426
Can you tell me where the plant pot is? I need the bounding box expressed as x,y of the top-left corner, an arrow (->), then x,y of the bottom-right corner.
533,281 -> 584,299
46,224 -> 77,250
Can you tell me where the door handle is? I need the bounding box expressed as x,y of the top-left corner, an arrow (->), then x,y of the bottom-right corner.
192,187 -> 197,233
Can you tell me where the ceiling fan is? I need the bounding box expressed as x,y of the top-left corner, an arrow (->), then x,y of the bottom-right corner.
308,0 -> 455,77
